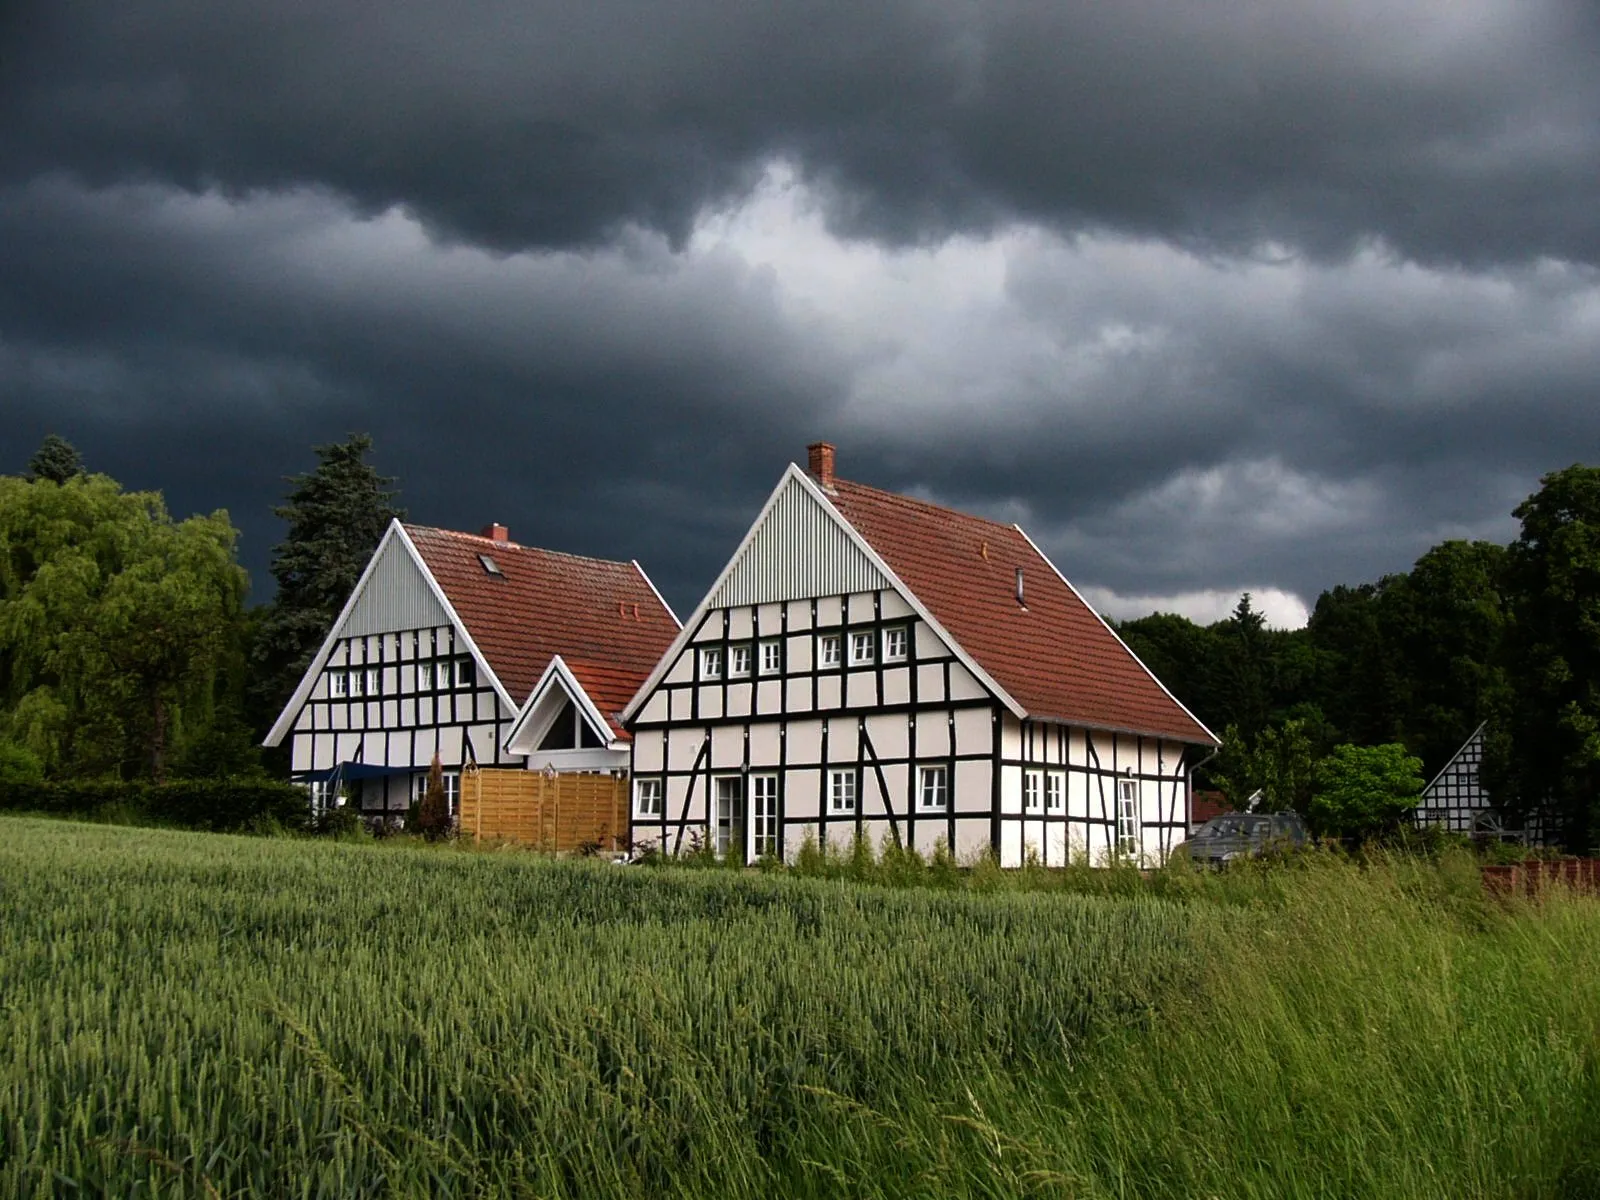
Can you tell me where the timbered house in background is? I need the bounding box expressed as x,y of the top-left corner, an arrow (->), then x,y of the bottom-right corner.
1413,723 -> 1546,844
621,444 -> 1220,866
265,520 -> 680,820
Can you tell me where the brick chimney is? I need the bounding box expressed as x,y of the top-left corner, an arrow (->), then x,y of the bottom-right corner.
806,442 -> 836,489
481,523 -> 509,542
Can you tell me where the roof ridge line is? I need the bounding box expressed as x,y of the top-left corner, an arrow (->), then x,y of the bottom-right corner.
832,477 -> 1026,537
403,523 -> 640,567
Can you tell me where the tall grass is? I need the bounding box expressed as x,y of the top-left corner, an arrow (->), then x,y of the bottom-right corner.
1,817 -> 1595,1197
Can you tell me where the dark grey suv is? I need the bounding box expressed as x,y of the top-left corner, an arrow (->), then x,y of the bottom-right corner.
1185,811 -> 1308,867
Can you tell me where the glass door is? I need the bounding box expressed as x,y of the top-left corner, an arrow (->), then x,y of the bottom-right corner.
751,774 -> 778,860
714,777 -> 744,862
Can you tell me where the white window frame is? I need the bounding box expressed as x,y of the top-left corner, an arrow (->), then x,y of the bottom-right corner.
1046,771 -> 1064,812
818,634 -> 841,668
729,644 -> 752,679
882,626 -> 909,663
412,770 -> 461,816
330,671 -> 349,699
365,667 -> 382,697
849,630 -> 875,666
348,669 -> 366,698
308,779 -> 333,812
829,769 -> 857,814
918,765 -> 948,812
416,661 -> 434,691
1024,769 -> 1042,813
1116,778 -> 1140,856
635,777 -> 664,818
700,647 -> 723,680
436,659 -> 454,690
454,657 -> 474,689
758,639 -> 782,675
751,773 -> 779,859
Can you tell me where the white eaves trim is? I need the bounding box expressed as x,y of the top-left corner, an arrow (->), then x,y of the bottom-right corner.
631,559 -> 682,631
503,654 -> 626,757
620,463 -> 1029,724
1011,525 -> 1222,747
262,519 -> 517,747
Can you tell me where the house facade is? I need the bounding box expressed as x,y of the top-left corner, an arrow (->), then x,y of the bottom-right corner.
265,520 -> 680,819
1413,723 -> 1547,844
621,445 -> 1219,867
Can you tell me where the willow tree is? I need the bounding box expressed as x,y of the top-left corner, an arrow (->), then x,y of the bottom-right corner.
0,472 -> 248,780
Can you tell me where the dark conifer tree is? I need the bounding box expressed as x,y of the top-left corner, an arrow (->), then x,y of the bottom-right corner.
24,435 -> 85,484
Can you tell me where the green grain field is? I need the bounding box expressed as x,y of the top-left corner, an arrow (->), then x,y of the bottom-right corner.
2,816 -> 1597,1198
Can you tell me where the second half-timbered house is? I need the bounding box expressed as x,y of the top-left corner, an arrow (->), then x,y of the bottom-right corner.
265,519 -> 680,820
621,444 -> 1220,866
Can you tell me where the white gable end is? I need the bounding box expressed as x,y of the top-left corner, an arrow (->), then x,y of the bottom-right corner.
710,474 -> 889,607
342,534 -> 450,636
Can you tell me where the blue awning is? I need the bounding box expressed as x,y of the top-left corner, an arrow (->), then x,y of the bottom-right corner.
300,762 -> 419,784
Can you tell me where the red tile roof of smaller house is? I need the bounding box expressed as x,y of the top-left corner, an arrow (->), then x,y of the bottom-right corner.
824,480 -> 1216,746
404,525 -> 680,738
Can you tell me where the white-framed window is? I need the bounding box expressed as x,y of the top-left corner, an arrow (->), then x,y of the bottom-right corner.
416,661 -> 434,691
412,770 -> 461,815
849,630 -> 875,665
883,626 -> 909,662
455,657 -> 475,689
829,769 -> 856,814
818,634 -> 841,668
635,777 -> 664,817
752,774 -> 779,858
365,668 -> 382,697
330,671 -> 349,698
436,659 -> 454,690
307,779 -> 334,811
729,644 -> 752,678
759,639 -> 782,675
918,765 -> 948,811
1024,769 -> 1042,813
1046,772 -> 1064,812
700,647 -> 723,680
1116,778 -> 1140,856
348,669 -> 366,697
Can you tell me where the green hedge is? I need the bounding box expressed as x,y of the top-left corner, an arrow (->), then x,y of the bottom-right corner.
0,778 -> 311,832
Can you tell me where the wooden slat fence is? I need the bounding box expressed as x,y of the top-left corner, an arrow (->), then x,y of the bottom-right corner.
460,767 -> 629,852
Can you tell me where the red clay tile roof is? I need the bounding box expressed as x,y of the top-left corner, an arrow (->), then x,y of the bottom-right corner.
824,480 -> 1216,745
404,525 -> 680,738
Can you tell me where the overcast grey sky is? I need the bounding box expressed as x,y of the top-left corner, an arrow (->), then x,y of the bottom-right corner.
4,0 -> 1598,625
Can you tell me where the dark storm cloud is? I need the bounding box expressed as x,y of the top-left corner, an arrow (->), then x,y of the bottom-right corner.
7,0 -> 1600,264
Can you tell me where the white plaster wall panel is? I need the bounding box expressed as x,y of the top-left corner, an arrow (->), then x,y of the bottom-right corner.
693,617 -> 723,643
726,683 -> 752,719
755,680 -> 781,713
711,477 -> 890,607
1067,768 -> 1088,817
700,688 -> 724,720
954,707 -> 992,756
343,536 -> 451,637
665,776 -> 693,822
816,675 -> 842,709
877,763 -> 909,813
948,664 -> 988,701
867,714 -> 908,761
669,689 -> 691,721
711,725 -> 743,770
748,723 -> 781,765
787,719 -> 823,765
848,592 -> 876,624
787,633 -> 813,672
756,602 -> 782,634
783,822 -> 819,858
954,760 -> 991,812
382,700 -> 398,727
913,624 -> 949,660
437,726 -> 463,763
859,820 -> 896,850
1000,765 -> 1022,814
786,600 -> 814,631
633,733 -> 664,773
311,737 -> 334,771
916,664 -> 946,702
367,701 -> 383,727
1023,819 -> 1044,863
331,706 -> 349,731
398,698 -> 413,727
412,696 -> 429,726
330,644 -> 349,668
291,738 -> 310,772
639,692 -> 669,724
916,712 -> 951,758
954,818 -> 990,862
666,652 -> 694,685
880,591 -> 915,620
295,708 -> 312,732
1047,824 -> 1067,867
785,677 -> 813,713
667,729 -> 706,772
785,769 -> 820,818
1000,716 -> 1023,760
882,668 -> 911,706
816,597 -> 843,627
728,608 -> 753,640
468,725 -> 499,763
846,673 -> 876,708
1000,822 -> 1023,868
828,719 -> 859,763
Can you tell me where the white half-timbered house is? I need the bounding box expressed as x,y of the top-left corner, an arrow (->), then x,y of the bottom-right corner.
621,444 -> 1220,867
1413,723 -> 1547,844
265,520 -> 680,819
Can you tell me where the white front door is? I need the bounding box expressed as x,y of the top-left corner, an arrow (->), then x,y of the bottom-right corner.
751,774 -> 778,860
714,777 -> 744,862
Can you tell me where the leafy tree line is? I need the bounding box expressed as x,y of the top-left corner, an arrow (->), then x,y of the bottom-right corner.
1116,465 -> 1600,850
0,434 -> 400,786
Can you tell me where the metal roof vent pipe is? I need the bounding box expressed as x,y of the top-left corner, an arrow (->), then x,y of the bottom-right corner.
1016,566 -> 1026,609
